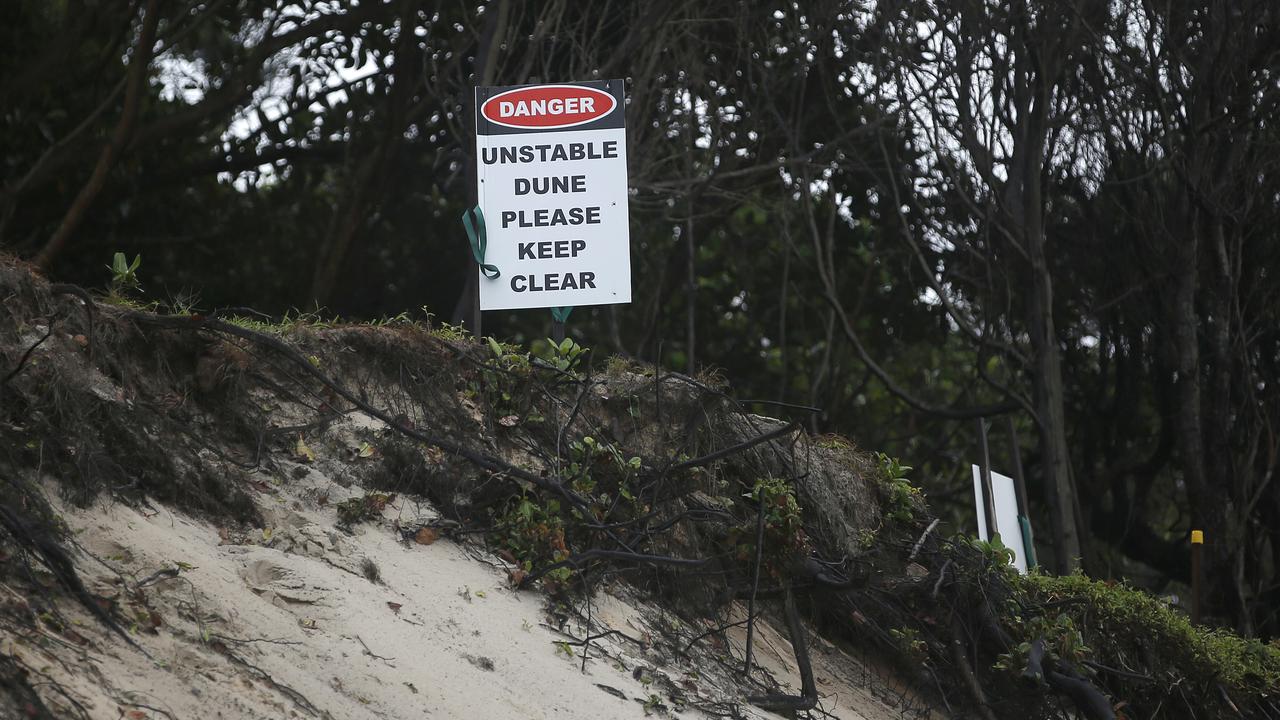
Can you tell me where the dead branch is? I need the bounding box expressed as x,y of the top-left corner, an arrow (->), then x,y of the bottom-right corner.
746,587 -> 817,712
948,613 -> 997,720
667,422 -> 798,473
1,324 -> 54,386
216,647 -> 325,718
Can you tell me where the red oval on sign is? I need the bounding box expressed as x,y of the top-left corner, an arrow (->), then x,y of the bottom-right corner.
481,85 -> 616,130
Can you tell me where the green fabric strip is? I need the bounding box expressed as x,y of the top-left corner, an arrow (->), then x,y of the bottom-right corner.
1019,515 -> 1038,570
462,206 -> 500,279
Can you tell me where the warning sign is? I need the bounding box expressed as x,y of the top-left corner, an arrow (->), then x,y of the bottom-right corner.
475,80 -> 631,311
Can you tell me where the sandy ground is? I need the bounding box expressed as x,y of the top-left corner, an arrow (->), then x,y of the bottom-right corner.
0,468 -> 916,720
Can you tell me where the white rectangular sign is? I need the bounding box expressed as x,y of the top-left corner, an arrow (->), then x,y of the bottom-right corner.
474,81 -> 631,311
971,465 -> 1029,574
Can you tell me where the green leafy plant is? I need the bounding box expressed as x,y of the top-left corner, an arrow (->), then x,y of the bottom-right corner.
335,492 -> 396,528
1018,571 -> 1280,694
566,435 -> 642,502
494,494 -> 572,587
534,337 -> 587,373
480,336 -> 533,420
889,627 -> 928,664
642,693 -> 665,715
876,452 -> 912,482
995,612 -> 1090,678
430,321 -> 473,343
735,477 -> 807,576
107,252 -> 142,293
876,452 -> 921,523
970,535 -> 1017,575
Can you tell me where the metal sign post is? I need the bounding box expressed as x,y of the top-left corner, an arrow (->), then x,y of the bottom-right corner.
1007,416 -> 1038,570
976,418 -> 999,544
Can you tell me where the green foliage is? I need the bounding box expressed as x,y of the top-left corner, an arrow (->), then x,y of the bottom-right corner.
222,309 -> 342,335
1017,572 -> 1280,694
532,337 -> 587,373
737,477 -> 806,575
876,452 -> 912,482
604,355 -> 645,378
566,435 -> 642,501
494,494 -> 572,587
102,251 -> 153,309
334,492 -> 395,528
996,613 -> 1090,678
486,336 -> 529,368
889,627 -> 928,664
480,336 -> 534,421
966,535 -> 1019,579
430,322 -> 473,344
749,477 -> 803,541
876,452 -> 920,524
106,252 -> 142,293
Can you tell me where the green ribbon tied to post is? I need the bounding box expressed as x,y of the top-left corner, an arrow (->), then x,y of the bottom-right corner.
550,306 -> 573,323
462,206 -> 500,279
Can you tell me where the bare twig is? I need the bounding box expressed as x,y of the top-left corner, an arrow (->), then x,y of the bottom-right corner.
356,635 -> 395,664
909,518 -> 941,562
746,587 -> 817,712
1,324 -> 54,386
217,648 -> 325,718
742,501 -> 766,676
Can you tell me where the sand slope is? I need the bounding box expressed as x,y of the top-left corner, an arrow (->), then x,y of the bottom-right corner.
0,467 -> 913,720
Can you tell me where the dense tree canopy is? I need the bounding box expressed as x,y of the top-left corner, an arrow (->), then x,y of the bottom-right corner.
3,0 -> 1278,636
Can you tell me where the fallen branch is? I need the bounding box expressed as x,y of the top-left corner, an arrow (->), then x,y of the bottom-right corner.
519,549 -> 709,588
0,497 -> 145,657
135,567 -> 180,588
909,518 -> 940,561
217,647 -> 326,718
1,324 -> 54,386
948,613 -> 997,720
742,500 -> 766,675
667,422 -> 798,473
746,587 -> 817,712
356,634 -> 395,664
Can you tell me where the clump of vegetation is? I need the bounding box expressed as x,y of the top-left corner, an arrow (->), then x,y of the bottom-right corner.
889,626 -> 928,664
493,494 -> 572,588
728,477 -> 807,580
604,354 -> 645,378
875,452 -> 921,524
566,435 -> 642,502
1017,572 -> 1280,697
106,252 -> 142,294
750,476 -> 805,552
531,336 -> 588,373
222,308 -> 343,335
101,251 -> 160,311
360,557 -> 381,583
335,492 -> 396,528
428,321 -> 473,344
814,434 -> 854,450
478,336 -> 535,421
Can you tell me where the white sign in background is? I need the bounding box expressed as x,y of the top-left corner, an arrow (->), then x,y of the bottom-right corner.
971,465 -> 1029,574
475,85 -> 631,311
